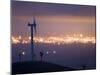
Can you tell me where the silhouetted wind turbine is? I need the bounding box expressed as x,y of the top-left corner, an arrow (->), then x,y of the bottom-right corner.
28,18 -> 37,61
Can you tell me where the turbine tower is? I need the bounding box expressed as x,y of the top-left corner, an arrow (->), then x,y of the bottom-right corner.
28,18 -> 37,61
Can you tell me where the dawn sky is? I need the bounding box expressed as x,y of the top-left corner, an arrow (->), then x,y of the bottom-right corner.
12,1 -> 96,37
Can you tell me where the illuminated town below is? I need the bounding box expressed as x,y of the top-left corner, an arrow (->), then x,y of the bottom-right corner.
11,34 -> 95,45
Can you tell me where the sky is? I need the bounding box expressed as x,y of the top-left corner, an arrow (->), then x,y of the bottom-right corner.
11,1 -> 96,37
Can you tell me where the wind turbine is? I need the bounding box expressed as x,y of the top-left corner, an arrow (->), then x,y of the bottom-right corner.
28,18 -> 37,61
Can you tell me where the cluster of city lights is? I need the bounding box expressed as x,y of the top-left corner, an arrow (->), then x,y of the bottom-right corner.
11,34 -> 96,45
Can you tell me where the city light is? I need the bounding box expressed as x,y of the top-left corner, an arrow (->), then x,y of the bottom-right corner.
11,34 -> 96,44
53,51 -> 56,54
22,51 -> 25,55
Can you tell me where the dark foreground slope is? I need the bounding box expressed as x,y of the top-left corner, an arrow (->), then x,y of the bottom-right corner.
12,61 -> 75,74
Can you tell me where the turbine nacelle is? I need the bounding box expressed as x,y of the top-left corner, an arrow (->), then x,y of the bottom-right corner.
28,19 -> 37,33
